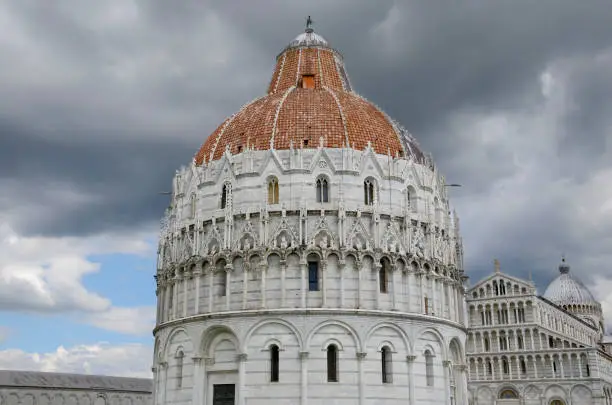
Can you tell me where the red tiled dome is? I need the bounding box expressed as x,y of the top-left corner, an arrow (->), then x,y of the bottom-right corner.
195,28 -> 424,165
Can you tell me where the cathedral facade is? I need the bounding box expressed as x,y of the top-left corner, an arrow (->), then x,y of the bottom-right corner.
152,25 -> 469,405
466,259 -> 612,405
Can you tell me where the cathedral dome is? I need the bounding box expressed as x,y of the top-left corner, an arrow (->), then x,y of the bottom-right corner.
194,26 -> 425,165
543,258 -> 598,306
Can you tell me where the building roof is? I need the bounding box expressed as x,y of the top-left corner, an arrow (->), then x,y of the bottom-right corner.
194,25 -> 426,165
543,257 -> 599,307
0,370 -> 153,393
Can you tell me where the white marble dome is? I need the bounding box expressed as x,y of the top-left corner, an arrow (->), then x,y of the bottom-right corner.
543,258 -> 604,333
543,258 -> 597,306
152,25 -> 469,405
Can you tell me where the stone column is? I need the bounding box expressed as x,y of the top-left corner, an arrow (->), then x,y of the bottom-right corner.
280,259 -> 287,307
457,364 -> 468,405
443,360 -> 452,405
259,263 -> 267,308
321,259 -> 328,308
202,357 -> 214,405
183,273 -> 189,317
208,269 -> 214,312
441,280 -> 447,318
242,264 -> 249,310
159,362 -> 168,405
432,276 -> 437,316
357,352 -> 367,405
419,273 -> 424,313
578,355 -> 583,377
225,265 -> 232,311
407,355 -> 416,405
152,366 -> 158,405
194,264 -> 202,314
391,265 -> 398,310
339,259 -> 346,307
407,271 -> 413,312
237,353 -> 248,405
300,351 -> 309,405
192,356 -> 202,405
173,276 -> 180,320
357,259 -> 364,308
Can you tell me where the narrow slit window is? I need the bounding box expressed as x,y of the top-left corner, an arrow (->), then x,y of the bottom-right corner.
381,346 -> 393,383
425,350 -> 434,386
221,184 -> 230,209
176,351 -> 184,388
270,344 -> 280,382
268,177 -> 279,204
308,261 -> 319,291
379,266 -> 388,293
327,344 -> 338,382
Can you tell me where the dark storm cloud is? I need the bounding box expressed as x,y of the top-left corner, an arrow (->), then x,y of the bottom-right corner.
2,0 -> 612,312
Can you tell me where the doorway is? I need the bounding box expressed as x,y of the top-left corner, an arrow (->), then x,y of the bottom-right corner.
213,384 -> 235,405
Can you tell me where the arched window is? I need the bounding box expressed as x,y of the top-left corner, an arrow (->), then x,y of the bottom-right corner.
502,358 -> 509,374
316,177 -> 329,203
487,360 -> 493,376
484,337 -> 490,352
270,344 -> 280,382
221,183 -> 231,209
176,350 -> 184,388
381,346 -> 393,383
499,389 -> 519,399
424,350 -> 434,386
364,179 -> 375,205
379,265 -> 388,293
517,336 -> 524,349
308,260 -> 319,291
268,177 -> 279,204
327,344 -> 338,382
520,359 -> 527,374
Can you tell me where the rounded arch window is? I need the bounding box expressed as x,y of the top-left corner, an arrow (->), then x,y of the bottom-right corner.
269,344 -> 280,382
327,344 -> 339,382
316,176 -> 329,203
175,350 -> 184,388
221,183 -> 232,209
364,178 -> 376,206
381,346 -> 393,383
424,350 -> 434,386
499,389 -> 519,399
267,177 -> 279,204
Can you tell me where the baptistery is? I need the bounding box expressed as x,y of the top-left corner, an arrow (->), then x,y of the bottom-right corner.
153,24 -> 469,405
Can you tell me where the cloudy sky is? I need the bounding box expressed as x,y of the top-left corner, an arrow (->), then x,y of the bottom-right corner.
1,0 -> 612,377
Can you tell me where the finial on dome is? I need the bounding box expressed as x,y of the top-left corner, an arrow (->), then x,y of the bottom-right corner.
306,16 -> 314,33
494,258 -> 500,273
559,254 -> 571,274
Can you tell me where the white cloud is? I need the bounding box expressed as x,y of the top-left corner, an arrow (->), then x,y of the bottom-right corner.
0,220 -> 157,335
0,342 -> 153,378
87,306 -> 156,336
